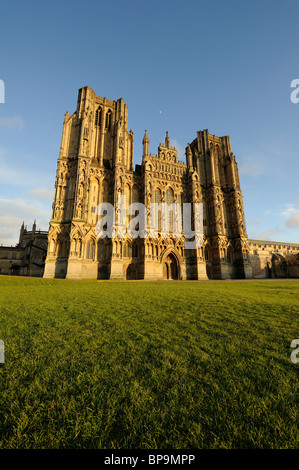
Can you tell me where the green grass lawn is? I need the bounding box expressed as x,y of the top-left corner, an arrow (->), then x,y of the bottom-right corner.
0,276 -> 298,449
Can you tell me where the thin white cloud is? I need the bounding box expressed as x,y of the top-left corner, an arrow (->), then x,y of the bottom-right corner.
286,212 -> 299,228
0,197 -> 47,217
279,203 -> 297,219
170,139 -> 185,160
0,215 -> 24,246
246,218 -> 262,225
0,115 -> 24,131
27,188 -> 54,200
0,165 -> 29,186
0,197 -> 51,246
239,161 -> 263,177
264,202 -> 299,219
0,149 -> 52,188
256,227 -> 284,241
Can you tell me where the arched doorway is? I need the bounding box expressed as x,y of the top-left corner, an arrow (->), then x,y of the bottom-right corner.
163,253 -> 179,280
11,265 -> 20,276
126,263 -> 137,280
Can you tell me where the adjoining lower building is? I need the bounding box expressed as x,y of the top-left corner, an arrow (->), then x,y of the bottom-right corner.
248,240 -> 299,279
0,221 -> 48,277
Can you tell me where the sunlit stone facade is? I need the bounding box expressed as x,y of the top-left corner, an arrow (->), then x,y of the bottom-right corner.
43,86 -> 254,280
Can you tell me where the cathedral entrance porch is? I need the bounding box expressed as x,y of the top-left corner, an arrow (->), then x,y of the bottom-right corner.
163,252 -> 179,280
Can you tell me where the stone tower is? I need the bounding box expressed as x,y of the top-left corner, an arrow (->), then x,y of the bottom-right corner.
187,130 -> 252,279
43,86 -> 134,279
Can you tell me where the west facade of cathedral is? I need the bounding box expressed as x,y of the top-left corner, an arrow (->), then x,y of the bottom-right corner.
43,86 -> 254,280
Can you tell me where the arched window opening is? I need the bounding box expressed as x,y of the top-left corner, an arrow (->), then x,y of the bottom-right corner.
166,187 -> 174,232
132,185 -> 139,203
205,245 -> 212,261
95,106 -> 102,127
101,180 -> 109,203
86,240 -> 95,260
56,240 -> 61,257
105,110 -> 112,130
154,188 -> 162,231
123,243 -> 128,258
227,247 -> 234,264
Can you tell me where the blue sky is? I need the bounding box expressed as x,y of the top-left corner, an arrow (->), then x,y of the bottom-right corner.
0,0 -> 299,245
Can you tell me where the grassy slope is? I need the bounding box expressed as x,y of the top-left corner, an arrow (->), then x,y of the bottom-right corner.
0,277 -> 298,449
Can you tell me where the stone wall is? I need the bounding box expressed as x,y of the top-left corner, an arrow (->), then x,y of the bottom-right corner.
0,223 -> 48,277
248,240 -> 299,279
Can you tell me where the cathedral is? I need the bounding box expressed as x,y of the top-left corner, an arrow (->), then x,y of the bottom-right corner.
0,86 -> 297,280
43,86 -> 254,281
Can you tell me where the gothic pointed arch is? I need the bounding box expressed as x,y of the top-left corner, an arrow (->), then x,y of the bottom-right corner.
95,106 -> 102,127
161,248 -> 181,280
